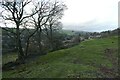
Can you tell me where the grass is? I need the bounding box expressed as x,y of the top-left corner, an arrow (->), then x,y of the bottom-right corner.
2,36 -> 118,78
2,52 -> 17,65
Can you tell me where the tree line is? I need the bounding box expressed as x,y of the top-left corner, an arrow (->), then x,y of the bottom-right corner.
0,0 -> 67,64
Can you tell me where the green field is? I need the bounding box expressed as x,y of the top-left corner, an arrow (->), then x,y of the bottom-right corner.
2,36 -> 118,78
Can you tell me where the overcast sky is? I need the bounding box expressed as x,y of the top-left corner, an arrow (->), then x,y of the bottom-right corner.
61,0 -> 119,32
0,0 -> 119,32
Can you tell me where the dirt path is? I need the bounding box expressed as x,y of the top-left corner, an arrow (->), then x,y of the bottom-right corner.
99,48 -> 118,77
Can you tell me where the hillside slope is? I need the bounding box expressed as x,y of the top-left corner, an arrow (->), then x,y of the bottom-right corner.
3,36 -> 118,78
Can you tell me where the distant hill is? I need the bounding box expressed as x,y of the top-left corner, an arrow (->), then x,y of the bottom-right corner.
61,29 -> 91,36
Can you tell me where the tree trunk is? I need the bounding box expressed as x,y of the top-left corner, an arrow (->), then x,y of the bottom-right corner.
16,24 -> 24,63
38,28 -> 42,53
50,25 -> 53,50
25,38 -> 30,57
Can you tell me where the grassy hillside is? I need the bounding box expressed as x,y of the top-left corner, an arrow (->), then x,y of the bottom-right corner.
2,36 -> 118,78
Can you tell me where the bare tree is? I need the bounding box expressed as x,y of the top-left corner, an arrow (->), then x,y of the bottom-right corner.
0,0 -> 38,63
0,0 -> 67,63
30,0 -> 51,53
31,0 -> 66,53
45,1 -> 66,51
